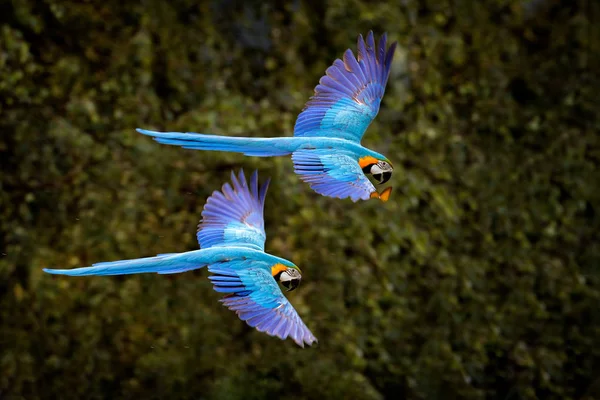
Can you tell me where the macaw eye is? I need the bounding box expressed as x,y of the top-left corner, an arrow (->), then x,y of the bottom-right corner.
279,270 -> 301,292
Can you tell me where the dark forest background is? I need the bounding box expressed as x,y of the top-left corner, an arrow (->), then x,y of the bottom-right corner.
1,0 -> 600,399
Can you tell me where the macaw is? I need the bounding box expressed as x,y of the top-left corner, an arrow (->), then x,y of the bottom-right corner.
44,170 -> 317,347
137,31 -> 397,202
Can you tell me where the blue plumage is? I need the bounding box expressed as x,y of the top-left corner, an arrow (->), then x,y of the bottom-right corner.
294,32 -> 396,143
44,170 -> 317,348
214,267 -> 314,344
136,31 -> 397,202
292,149 -> 375,201
198,170 -> 269,250
139,130 -> 294,157
43,252 -> 207,276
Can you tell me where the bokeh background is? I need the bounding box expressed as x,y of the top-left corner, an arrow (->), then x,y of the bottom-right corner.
2,0 -> 600,399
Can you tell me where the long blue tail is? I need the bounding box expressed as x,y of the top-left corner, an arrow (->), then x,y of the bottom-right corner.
43,251 -> 206,276
137,129 -> 299,157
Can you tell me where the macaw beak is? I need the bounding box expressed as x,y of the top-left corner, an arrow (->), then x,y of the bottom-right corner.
372,171 -> 392,184
370,187 -> 392,202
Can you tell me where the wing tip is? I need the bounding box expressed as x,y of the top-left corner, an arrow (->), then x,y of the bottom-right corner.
43,267 -> 87,276
300,333 -> 319,348
136,128 -> 151,135
43,268 -> 60,274
259,175 -> 271,207
357,31 -> 397,64
230,168 -> 270,205
342,49 -> 356,72
366,30 -> 375,48
136,128 -> 164,137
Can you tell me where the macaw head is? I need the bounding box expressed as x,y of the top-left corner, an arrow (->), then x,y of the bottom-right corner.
279,268 -> 302,292
369,160 -> 393,184
359,156 -> 393,185
272,264 -> 302,292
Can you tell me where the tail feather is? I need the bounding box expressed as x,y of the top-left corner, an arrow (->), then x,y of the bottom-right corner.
43,253 -> 204,277
137,129 -> 294,157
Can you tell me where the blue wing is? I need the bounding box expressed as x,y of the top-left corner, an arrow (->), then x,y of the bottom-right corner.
293,31 -> 397,143
198,170 -> 269,251
208,261 -> 317,347
45,170 -> 269,276
292,149 -> 376,202
43,251 -> 207,276
136,129 -> 293,157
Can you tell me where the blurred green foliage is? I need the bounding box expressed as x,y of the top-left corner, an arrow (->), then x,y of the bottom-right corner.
1,0 -> 600,399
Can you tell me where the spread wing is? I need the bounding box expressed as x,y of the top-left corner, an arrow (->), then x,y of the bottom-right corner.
293,31 -> 397,143
292,149 -> 376,202
209,260 -> 317,347
198,170 -> 269,251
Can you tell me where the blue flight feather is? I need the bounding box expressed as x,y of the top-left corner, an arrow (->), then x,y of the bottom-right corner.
293,31 -> 397,143
212,264 -> 317,347
292,149 -> 375,202
42,252 -> 207,276
137,129 -> 293,157
197,170 -> 269,251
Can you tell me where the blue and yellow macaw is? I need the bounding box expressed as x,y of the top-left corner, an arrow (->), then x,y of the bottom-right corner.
44,170 -> 317,347
137,31 -> 397,202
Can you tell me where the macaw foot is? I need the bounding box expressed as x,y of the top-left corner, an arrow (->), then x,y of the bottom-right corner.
370,187 -> 392,202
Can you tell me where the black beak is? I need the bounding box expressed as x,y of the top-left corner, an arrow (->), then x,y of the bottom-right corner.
282,278 -> 300,292
373,171 -> 392,184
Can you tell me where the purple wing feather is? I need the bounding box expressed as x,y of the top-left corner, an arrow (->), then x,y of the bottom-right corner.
208,263 -> 317,348
294,31 -> 397,143
292,149 -> 376,202
197,170 -> 269,251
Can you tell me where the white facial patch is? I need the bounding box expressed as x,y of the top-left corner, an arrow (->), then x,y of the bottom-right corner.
280,271 -> 293,282
371,164 -> 384,175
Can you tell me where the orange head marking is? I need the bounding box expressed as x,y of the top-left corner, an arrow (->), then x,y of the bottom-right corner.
271,263 -> 288,277
358,156 -> 380,169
